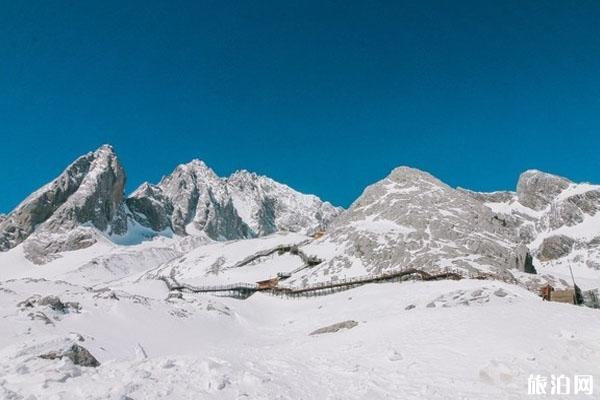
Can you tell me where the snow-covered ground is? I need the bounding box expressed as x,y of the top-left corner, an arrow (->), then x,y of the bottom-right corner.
3,146 -> 600,399
145,232 -> 310,287
1,222 -> 599,399
1,276 -> 599,399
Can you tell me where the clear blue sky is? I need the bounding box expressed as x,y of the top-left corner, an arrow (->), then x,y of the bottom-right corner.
2,1 -> 600,211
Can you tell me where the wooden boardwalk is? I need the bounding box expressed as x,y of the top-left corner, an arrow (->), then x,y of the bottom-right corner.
272,268 -> 462,297
160,267 -> 466,298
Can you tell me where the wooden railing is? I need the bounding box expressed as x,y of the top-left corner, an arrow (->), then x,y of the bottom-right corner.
160,266 -> 470,297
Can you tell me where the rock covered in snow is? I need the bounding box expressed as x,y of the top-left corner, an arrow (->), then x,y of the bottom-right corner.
477,171 -> 600,267
516,170 -> 571,211
125,182 -> 174,233
537,235 -> 575,261
227,170 -> 340,236
40,344 -> 100,367
457,188 -> 515,204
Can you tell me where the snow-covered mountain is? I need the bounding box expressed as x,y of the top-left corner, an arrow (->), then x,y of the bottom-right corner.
289,166 -> 534,288
290,167 -> 600,290
127,161 -> 340,239
1,148 -> 600,399
0,145 -> 128,263
0,145 -> 340,264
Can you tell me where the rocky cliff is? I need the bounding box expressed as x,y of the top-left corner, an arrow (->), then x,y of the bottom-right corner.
0,145 -> 127,262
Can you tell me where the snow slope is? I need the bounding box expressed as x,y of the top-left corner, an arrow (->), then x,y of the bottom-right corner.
145,232 -> 310,286
1,277 -> 599,399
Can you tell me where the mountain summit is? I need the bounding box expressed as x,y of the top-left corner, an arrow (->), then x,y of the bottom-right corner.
0,145 -> 128,261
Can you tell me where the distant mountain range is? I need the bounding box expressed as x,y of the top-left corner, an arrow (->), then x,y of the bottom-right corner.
2,144 -> 600,291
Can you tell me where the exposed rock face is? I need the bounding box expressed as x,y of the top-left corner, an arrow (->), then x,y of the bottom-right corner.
0,145 -> 127,261
461,169 -> 600,281
125,183 -> 173,232
295,167 -> 532,286
127,163 -> 341,240
458,188 -> 514,204
537,235 -> 575,261
544,189 -> 600,230
40,344 -> 100,367
517,170 -> 570,211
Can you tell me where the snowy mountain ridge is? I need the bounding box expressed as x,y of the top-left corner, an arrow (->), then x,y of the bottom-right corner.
1,148 -> 600,399
288,166 -> 600,290
0,145 -> 341,264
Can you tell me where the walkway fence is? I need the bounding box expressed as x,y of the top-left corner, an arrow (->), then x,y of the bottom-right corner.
159,266 -> 484,299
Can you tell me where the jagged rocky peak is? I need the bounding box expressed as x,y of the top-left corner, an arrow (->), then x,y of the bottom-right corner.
128,160 -> 341,240
128,159 -> 249,237
0,145 -> 127,256
516,169 -> 571,211
161,159 -> 222,192
126,182 -> 173,233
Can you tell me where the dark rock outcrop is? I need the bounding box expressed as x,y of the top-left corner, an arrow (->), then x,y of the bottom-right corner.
126,183 -> 173,232
513,245 -> 537,274
40,344 -> 100,367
